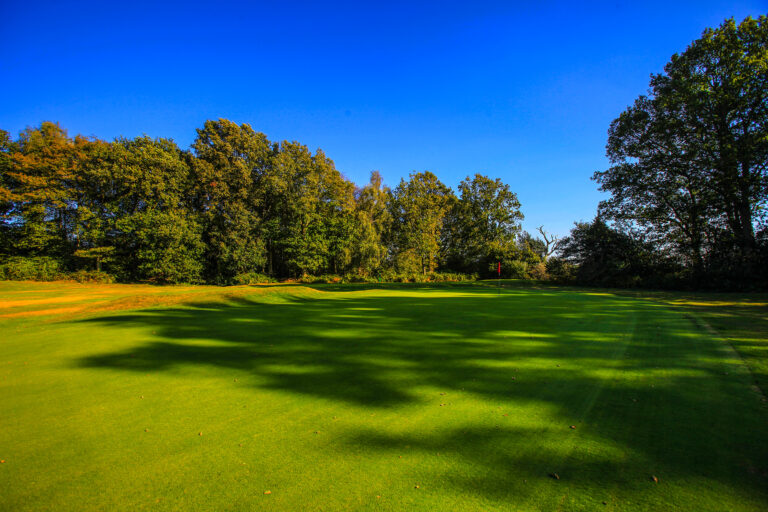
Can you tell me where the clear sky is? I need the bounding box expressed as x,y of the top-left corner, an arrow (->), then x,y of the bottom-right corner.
1,1 -> 765,237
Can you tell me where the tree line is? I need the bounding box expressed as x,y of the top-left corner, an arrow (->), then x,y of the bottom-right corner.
2,16 -> 765,290
0,119 -> 553,284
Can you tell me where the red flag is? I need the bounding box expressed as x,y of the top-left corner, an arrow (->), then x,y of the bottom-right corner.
498,261 -> 501,276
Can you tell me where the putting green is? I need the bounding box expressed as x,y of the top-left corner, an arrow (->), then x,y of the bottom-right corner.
1,282 -> 766,511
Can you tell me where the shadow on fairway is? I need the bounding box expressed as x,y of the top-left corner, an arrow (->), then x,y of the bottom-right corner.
75,286 -> 768,507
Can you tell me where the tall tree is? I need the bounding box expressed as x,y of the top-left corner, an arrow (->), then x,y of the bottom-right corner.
95,136 -> 204,282
389,171 -> 455,274
443,174 -> 523,274
657,16 -> 768,253
260,141 -> 355,277
595,16 -> 768,279
0,129 -> 18,252
192,119 -> 269,283
351,171 -> 391,275
6,122 -> 80,257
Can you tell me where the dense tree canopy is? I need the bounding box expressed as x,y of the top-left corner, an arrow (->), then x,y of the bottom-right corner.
3,19 -> 763,290
0,120 -> 536,283
594,16 -> 768,286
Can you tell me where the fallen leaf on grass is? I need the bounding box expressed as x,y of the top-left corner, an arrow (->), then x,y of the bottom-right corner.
550,473 -> 560,480
651,475 -> 659,483
570,425 -> 576,429
264,490 -> 272,495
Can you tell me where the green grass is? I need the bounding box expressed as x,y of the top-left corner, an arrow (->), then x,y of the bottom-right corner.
1,281 -> 767,511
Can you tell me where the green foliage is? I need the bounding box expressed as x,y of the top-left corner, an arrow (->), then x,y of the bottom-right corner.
192,119 -> 269,282
444,174 -> 523,275
388,171 -> 455,274
559,219 -> 677,288
0,256 -> 64,281
595,16 -> 768,287
497,259 -> 528,279
545,257 -> 575,283
232,272 -> 277,285
351,171 -> 390,275
376,269 -> 476,283
527,261 -> 548,280
68,270 -> 115,284
74,246 -> 115,272
115,210 -> 205,284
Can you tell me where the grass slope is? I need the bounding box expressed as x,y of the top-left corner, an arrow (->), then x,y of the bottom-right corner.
1,281 -> 767,511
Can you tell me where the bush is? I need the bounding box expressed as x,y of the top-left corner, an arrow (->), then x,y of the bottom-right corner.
545,257 -> 575,283
296,274 -> 343,284
0,257 -> 64,281
295,271 -> 476,284
527,262 -> 549,280
68,270 -> 116,284
233,272 -> 277,285
429,272 -> 477,282
506,260 -> 528,279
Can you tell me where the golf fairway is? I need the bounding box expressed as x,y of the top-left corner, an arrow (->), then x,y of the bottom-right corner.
1,281 -> 767,511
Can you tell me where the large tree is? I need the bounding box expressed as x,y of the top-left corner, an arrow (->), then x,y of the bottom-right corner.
5,122 -> 81,257
192,119 -> 270,283
594,16 -> 768,280
0,130 -> 18,252
99,136 -> 203,282
443,174 -> 523,274
351,171 -> 391,275
388,171 -> 455,274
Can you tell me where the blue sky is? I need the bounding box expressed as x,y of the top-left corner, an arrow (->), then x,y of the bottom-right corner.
1,1 -> 765,237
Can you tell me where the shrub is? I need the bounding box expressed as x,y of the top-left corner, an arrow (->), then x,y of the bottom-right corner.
68,270 -> 116,284
296,274 -> 342,284
545,257 -> 575,283
233,272 -> 277,285
0,257 -> 64,281
527,262 -> 549,280
429,272 -> 477,282
506,260 -> 528,279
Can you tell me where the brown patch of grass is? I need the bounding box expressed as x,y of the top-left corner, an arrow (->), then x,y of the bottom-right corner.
0,306 -> 84,318
0,281 -> 317,321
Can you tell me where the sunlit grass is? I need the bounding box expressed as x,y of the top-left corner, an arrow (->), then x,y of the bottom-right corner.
0,281 -> 767,511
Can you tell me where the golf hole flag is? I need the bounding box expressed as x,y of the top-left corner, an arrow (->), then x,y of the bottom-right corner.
498,261 -> 501,276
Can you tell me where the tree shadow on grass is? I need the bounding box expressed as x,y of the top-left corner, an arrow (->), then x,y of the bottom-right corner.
75,286 -> 768,508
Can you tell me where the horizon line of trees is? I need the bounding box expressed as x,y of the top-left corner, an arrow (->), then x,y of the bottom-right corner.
0,119 -> 555,284
2,16 -> 765,291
